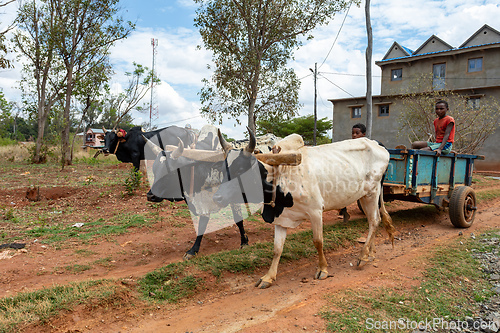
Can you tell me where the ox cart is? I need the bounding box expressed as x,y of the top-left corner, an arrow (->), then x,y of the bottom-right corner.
382,148 -> 484,228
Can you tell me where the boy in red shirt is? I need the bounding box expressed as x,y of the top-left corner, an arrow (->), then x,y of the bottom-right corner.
412,100 -> 455,156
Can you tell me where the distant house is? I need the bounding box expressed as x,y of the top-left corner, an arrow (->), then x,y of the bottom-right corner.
329,24 -> 500,170
77,128 -> 107,148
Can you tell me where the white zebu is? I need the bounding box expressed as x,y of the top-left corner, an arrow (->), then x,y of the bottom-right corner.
214,132 -> 396,288
231,133 -> 280,153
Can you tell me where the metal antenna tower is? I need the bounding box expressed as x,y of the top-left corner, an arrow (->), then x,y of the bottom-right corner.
149,38 -> 159,130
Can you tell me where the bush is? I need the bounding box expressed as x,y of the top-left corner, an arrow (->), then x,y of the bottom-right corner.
26,142 -> 55,164
0,137 -> 16,146
123,168 -> 143,195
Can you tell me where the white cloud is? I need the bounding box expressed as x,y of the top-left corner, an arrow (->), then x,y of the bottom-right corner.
2,0 -> 500,140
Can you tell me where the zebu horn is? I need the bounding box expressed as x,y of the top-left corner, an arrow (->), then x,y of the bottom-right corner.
102,126 -> 107,133
245,126 -> 256,154
217,129 -> 233,155
142,135 -> 163,156
171,137 -> 184,159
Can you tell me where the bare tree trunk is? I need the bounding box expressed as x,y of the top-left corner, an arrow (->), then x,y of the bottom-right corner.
365,0 -> 373,139
61,64 -> 74,168
248,99 -> 256,134
247,77 -> 259,134
70,96 -> 92,159
33,105 -> 48,163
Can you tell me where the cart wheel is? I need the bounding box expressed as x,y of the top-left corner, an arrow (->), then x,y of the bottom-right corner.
449,186 -> 477,228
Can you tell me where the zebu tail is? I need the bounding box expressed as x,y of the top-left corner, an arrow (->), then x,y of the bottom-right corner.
379,184 -> 395,247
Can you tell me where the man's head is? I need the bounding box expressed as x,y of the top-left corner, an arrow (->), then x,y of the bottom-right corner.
352,123 -> 366,139
435,100 -> 449,119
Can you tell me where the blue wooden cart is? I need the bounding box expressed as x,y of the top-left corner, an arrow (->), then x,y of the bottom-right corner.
383,148 -> 485,228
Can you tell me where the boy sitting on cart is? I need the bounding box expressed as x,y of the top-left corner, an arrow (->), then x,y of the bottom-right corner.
411,100 -> 455,157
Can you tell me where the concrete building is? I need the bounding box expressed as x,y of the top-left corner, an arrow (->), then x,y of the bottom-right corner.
329,24 -> 500,170
75,128 -> 107,148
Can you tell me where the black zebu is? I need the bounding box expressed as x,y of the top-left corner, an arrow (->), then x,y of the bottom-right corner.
98,125 -> 195,171
144,126 -> 249,260
98,125 -> 196,202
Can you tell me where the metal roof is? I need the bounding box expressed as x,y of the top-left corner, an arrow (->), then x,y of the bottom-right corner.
377,41 -> 500,63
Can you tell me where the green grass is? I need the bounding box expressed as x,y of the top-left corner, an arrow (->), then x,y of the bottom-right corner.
139,218 -> 369,300
92,256 -> 114,268
476,188 -> 500,203
1,221 -> 500,332
74,249 -> 96,257
138,263 -> 203,303
63,264 -> 92,273
0,280 -> 122,333
0,159 -> 129,190
319,231 -> 496,332
23,214 -> 152,244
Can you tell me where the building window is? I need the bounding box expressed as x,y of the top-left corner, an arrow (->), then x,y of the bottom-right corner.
378,105 -> 390,117
433,63 -> 446,90
391,68 -> 402,81
468,57 -> 483,72
467,97 -> 481,110
351,107 -> 361,118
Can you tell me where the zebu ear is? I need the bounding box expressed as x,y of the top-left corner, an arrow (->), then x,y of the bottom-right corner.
171,137 -> 184,159
245,126 -> 256,154
142,135 -> 162,156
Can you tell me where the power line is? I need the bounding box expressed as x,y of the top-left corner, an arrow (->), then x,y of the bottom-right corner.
318,73 -> 356,98
318,2 -> 352,70
321,71 -> 381,77
155,114 -> 203,128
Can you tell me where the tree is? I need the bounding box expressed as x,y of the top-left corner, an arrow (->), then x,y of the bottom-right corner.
93,62 -> 159,131
397,74 -> 500,154
13,0 -> 134,166
52,0 -> 134,167
0,0 -> 16,69
13,0 -> 65,163
70,62 -> 111,157
257,114 -> 332,145
0,89 -> 13,137
194,0 -> 355,134
96,100 -> 135,130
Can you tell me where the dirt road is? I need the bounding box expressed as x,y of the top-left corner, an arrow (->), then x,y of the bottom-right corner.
0,163 -> 498,333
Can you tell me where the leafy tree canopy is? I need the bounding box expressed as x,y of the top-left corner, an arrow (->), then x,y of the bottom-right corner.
195,0 -> 356,133
257,114 -> 332,145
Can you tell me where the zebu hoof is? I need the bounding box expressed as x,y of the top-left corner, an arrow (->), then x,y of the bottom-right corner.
315,270 -> 328,280
356,256 -> 374,267
146,193 -> 163,202
183,252 -> 196,261
255,278 -> 272,289
240,234 -> 249,249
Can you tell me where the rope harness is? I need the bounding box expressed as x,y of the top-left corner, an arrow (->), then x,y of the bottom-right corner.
113,138 -> 127,154
262,145 -> 283,208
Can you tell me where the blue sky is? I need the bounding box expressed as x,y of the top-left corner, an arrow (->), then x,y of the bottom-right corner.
2,0 -> 500,139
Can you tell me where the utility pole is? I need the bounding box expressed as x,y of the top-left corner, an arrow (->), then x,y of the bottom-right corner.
149,38 -> 158,130
365,0 -> 373,138
310,63 -> 318,146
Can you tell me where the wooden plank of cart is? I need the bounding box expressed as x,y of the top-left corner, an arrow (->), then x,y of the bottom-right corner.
383,147 -> 485,228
